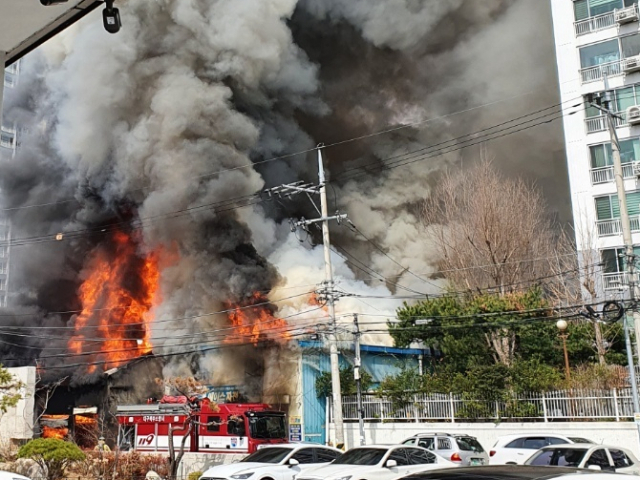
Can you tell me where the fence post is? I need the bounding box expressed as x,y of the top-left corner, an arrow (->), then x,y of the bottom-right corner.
380,397 -> 385,422
542,393 -> 548,422
415,394 -> 420,423
449,392 -> 455,423
494,400 -> 499,421
613,388 -> 620,421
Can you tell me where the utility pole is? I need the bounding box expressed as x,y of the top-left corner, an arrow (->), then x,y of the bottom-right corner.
603,82 -> 640,358
589,78 -> 640,444
353,314 -> 365,446
270,146 -> 347,448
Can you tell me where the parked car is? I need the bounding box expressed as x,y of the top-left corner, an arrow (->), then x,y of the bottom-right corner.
0,473 -> 31,480
397,465 -> 622,480
296,445 -> 456,480
525,443 -> 639,475
198,444 -> 342,480
489,434 -> 594,465
401,432 -> 489,466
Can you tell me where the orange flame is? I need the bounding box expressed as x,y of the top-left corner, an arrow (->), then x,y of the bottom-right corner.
225,292 -> 291,346
42,425 -> 68,440
75,414 -> 98,425
309,292 -> 329,312
68,231 -> 159,373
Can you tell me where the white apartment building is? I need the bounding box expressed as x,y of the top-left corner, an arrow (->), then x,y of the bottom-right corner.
0,62 -> 19,308
551,0 -> 640,296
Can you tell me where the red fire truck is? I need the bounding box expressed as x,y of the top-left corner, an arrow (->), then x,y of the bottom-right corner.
116,397 -> 287,454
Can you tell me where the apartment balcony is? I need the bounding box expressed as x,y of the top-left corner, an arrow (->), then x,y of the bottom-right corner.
575,11 -> 617,36
597,215 -> 640,236
590,162 -> 638,184
603,272 -> 629,290
581,59 -> 624,83
585,111 -> 628,133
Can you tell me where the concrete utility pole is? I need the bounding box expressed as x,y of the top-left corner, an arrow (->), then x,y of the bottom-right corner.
270,146 -> 347,448
317,148 -> 345,449
353,314 -> 365,446
0,52 -> 5,130
590,79 -> 640,443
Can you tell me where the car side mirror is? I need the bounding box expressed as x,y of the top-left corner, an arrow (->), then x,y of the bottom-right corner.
587,465 -> 601,471
386,460 -> 398,468
288,459 -> 300,466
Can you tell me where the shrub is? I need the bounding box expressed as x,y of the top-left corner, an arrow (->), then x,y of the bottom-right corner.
18,438 -> 85,480
188,471 -> 203,480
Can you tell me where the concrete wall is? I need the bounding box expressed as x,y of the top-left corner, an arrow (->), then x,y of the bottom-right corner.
177,453 -> 246,477
0,366 -> 36,443
339,421 -> 640,458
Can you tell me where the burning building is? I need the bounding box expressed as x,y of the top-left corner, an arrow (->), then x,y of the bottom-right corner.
0,0 -> 566,439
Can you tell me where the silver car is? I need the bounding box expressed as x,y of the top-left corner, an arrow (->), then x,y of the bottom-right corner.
402,432 -> 489,466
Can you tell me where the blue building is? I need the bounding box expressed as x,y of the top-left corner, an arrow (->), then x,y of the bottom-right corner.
299,340 -> 434,444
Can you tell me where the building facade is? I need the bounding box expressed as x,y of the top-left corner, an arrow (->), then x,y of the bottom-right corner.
551,0 -> 640,297
0,61 -> 18,307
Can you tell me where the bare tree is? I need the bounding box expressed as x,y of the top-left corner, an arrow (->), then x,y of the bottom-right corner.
549,211 -> 620,365
423,159 -> 565,365
27,375 -> 68,436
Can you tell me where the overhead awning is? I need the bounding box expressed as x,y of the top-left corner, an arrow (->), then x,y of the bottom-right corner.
1,0 -> 103,67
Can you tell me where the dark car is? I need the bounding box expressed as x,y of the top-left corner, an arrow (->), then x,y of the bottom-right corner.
398,465 -> 612,480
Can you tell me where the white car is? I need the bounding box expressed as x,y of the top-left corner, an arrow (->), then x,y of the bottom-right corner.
0,473 -> 30,480
296,444 -> 456,480
525,443 -> 640,475
199,444 -> 342,480
489,434 -> 594,465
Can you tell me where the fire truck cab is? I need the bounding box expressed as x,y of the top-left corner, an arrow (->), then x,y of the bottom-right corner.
116,398 -> 287,454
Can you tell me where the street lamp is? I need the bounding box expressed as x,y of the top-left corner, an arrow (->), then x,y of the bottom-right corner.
556,319 -> 571,383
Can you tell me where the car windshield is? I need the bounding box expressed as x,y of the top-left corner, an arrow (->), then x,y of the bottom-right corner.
241,447 -> 293,463
333,448 -> 387,465
527,448 -> 589,467
456,437 -> 485,453
248,414 -> 286,439
568,437 -> 594,444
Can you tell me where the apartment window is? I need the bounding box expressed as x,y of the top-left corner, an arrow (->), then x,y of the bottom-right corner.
580,39 -> 621,68
0,130 -> 14,150
575,0 -> 637,20
590,138 -> 640,167
595,191 -> 640,219
0,247 -> 7,259
0,263 -> 8,275
622,33 -> 640,58
586,83 -> 640,117
602,247 -> 640,272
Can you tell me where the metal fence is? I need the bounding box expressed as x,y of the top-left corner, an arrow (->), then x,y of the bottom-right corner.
339,389 -> 638,423
574,11 -> 617,36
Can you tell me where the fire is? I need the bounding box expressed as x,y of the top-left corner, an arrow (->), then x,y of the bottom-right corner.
68,231 -> 160,373
226,292 -> 291,346
42,425 -> 68,440
41,414 -> 69,440
309,292 -> 329,312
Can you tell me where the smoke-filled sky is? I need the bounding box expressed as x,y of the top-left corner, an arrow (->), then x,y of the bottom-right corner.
0,0 -> 568,382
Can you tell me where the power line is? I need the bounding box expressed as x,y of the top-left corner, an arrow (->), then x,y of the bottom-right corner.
0,89 -> 553,214
0,98 -> 585,251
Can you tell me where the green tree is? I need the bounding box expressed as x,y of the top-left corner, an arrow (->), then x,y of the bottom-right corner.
18,438 -> 85,480
0,365 -> 23,414
315,366 -> 373,398
391,288 -> 562,370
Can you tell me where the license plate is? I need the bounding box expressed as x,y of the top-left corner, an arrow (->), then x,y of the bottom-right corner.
470,459 -> 484,466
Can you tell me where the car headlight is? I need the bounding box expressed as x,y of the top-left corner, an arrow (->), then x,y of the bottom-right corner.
231,473 -> 255,479
334,476 -> 352,480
